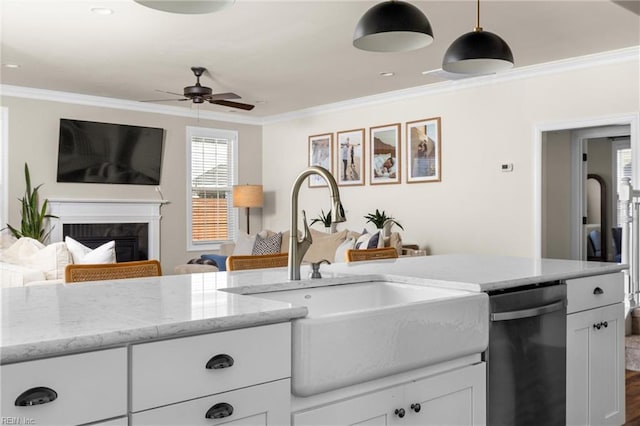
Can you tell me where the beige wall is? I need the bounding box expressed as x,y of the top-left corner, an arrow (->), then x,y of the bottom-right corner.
262,59 -> 639,257
2,97 -> 262,272
542,130 -> 572,259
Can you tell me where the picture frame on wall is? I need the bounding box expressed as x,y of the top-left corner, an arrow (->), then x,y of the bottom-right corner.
370,123 -> 401,185
336,128 -> 365,186
406,117 -> 441,183
308,133 -> 333,187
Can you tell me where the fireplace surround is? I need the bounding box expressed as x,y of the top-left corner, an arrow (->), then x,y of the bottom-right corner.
48,199 -> 165,261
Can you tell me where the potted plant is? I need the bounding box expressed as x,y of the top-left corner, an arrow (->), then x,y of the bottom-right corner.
6,163 -> 57,242
364,209 -> 404,236
310,209 -> 336,233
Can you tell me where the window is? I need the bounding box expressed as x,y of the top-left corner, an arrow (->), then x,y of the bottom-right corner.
0,107 -> 7,230
187,126 -> 238,251
614,140 -> 631,226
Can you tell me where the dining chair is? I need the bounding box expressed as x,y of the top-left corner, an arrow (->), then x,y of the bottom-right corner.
64,259 -> 162,283
345,247 -> 399,262
226,253 -> 289,271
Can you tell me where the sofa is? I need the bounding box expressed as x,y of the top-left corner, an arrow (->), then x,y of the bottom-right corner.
201,228 -> 402,271
0,232 -> 117,288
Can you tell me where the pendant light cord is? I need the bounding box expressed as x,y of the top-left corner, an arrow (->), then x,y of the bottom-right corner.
475,0 -> 482,32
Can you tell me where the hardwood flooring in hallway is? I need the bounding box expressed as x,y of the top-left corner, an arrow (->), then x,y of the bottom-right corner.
626,370 -> 640,425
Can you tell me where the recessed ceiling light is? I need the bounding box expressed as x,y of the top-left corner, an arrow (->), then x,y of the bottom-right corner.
379,72 -> 395,77
3,63 -> 20,69
91,7 -> 113,15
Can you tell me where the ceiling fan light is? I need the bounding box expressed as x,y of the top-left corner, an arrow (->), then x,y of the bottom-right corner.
442,30 -> 514,74
134,0 -> 235,14
353,1 -> 434,52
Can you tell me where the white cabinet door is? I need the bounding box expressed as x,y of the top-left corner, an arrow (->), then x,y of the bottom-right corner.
405,363 -> 486,426
293,385 -> 401,426
293,363 -> 486,426
567,303 -> 624,426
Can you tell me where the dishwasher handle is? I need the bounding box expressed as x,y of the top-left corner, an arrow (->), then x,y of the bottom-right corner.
490,299 -> 565,322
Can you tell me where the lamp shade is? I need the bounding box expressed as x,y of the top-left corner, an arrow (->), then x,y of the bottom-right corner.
442,29 -> 514,75
233,185 -> 263,208
134,0 -> 234,14
353,1 -> 434,52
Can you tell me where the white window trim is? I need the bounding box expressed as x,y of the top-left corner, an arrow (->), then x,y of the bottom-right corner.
185,126 -> 238,252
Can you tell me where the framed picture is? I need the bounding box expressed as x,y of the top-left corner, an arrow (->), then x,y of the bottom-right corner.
370,123 -> 401,185
406,117 -> 441,183
308,133 -> 333,187
336,129 -> 365,186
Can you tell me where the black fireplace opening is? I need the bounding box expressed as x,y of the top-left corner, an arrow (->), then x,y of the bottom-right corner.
63,223 -> 149,262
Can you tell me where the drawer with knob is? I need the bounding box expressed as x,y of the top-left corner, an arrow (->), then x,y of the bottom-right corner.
0,348 -> 127,426
566,273 -> 624,314
130,378 -> 290,425
131,322 -> 291,411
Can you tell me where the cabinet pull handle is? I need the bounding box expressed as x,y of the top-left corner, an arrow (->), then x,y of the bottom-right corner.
603,321 -> 609,328
593,287 -> 604,295
205,402 -> 234,419
594,322 -> 602,330
14,387 -> 58,406
410,403 -> 421,413
394,408 -> 406,418
205,354 -> 234,370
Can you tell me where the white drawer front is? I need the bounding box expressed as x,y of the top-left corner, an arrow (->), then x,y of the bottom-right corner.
0,348 -> 127,426
131,322 -> 291,411
566,273 -> 624,314
131,378 -> 291,426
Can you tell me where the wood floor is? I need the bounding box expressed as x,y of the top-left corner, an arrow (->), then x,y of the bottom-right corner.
626,370 -> 640,425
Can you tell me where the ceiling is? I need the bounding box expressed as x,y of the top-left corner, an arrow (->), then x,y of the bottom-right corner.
1,1 -> 639,118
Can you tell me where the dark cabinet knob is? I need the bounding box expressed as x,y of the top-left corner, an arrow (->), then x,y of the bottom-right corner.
603,321 -> 608,328
206,354 -> 234,370
594,322 -> 602,330
394,408 -> 406,418
14,387 -> 58,406
411,403 -> 421,413
593,287 -> 604,295
205,402 -> 234,419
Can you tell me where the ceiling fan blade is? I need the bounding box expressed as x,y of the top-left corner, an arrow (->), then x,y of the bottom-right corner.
210,99 -> 255,111
207,92 -> 241,101
140,98 -> 189,102
155,89 -> 185,97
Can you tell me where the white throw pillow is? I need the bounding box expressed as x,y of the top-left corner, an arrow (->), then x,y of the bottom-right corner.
0,237 -> 45,264
21,242 -> 72,280
65,236 -> 116,264
232,232 -> 257,255
334,237 -> 356,263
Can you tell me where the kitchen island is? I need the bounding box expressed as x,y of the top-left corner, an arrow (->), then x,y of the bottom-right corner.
0,254 -> 628,425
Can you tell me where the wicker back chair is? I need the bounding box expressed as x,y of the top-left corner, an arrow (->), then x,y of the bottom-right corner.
64,260 -> 163,283
345,247 -> 399,262
226,253 -> 288,271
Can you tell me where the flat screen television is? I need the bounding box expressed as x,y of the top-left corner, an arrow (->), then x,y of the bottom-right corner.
57,119 -> 164,185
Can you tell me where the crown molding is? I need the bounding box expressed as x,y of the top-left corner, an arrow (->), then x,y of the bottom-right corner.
2,46 -> 638,126
262,46 -> 640,124
0,85 -> 262,125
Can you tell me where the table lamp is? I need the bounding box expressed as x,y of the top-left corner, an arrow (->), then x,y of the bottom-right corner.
232,185 -> 263,234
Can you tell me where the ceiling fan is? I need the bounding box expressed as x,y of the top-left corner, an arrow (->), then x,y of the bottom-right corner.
143,67 -> 255,111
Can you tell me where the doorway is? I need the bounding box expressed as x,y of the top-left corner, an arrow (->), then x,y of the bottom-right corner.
536,114 -> 639,262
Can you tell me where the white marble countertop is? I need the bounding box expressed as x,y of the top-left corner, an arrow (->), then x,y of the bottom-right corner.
1,254 -> 627,364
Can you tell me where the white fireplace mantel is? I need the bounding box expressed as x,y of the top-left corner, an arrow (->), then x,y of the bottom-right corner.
48,199 -> 167,260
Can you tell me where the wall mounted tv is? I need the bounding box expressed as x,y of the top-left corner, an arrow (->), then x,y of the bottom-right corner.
57,119 -> 165,185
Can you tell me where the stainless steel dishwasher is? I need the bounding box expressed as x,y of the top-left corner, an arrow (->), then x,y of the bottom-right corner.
485,282 -> 567,425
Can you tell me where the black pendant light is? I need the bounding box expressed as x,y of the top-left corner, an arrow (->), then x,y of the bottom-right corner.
442,0 -> 513,74
353,1 -> 434,52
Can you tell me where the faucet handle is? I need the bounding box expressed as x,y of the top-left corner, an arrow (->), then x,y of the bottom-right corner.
309,259 -> 331,279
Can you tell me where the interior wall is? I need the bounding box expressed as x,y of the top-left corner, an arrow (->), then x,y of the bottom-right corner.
262,59 -> 639,257
542,130 -> 572,259
1,96 -> 262,272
